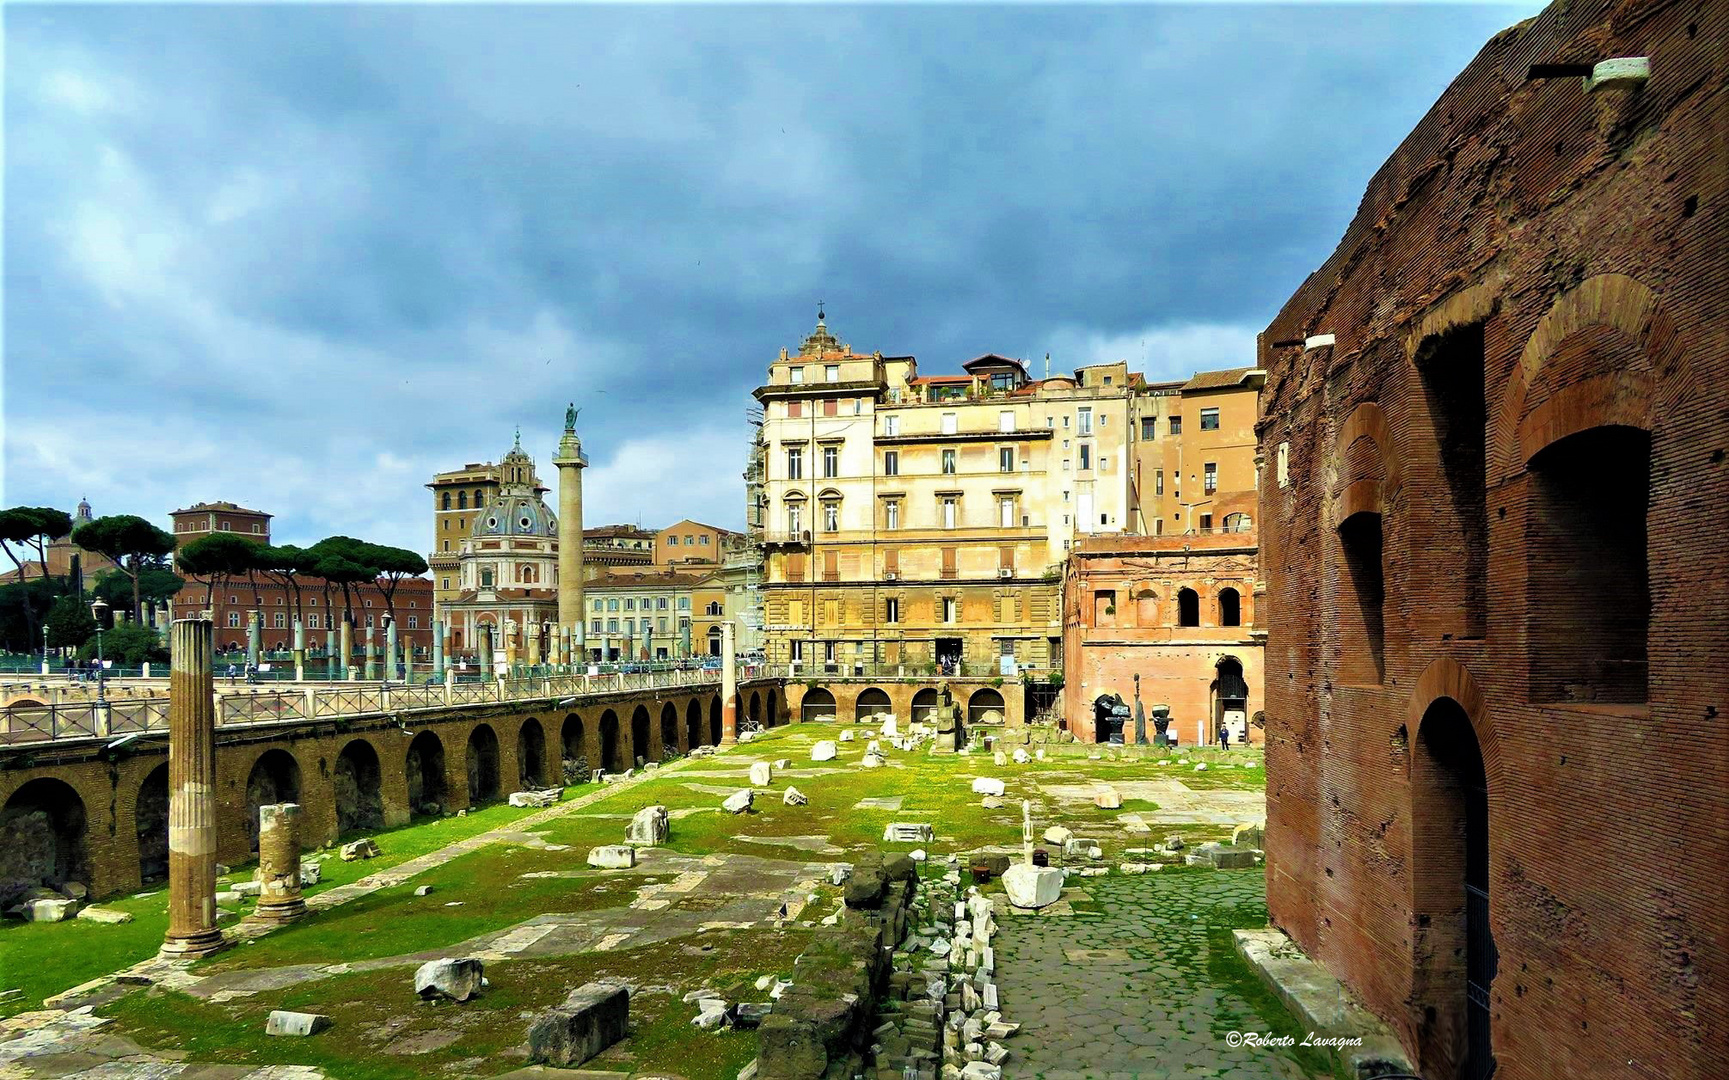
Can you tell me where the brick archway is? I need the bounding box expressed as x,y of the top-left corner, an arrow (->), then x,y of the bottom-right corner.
1331,400 -> 1401,526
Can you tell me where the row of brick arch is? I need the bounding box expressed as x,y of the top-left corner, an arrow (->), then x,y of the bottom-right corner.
798,685 -> 1007,724
1,686 -> 789,901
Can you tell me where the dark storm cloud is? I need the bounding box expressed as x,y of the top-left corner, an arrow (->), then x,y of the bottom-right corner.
2,2 -> 1541,550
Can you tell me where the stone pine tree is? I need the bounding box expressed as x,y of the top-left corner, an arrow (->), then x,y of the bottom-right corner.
71,514 -> 176,625
177,532 -> 263,611
256,544 -> 316,636
306,537 -> 380,636
0,505 -> 74,647
362,543 -> 429,634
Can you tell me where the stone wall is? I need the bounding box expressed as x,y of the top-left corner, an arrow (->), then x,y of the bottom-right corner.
785,679 -> 1025,728
1257,3 -> 1727,1078
0,679 -> 782,900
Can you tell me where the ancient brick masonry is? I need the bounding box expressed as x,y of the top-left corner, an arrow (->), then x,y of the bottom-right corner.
1255,2 -> 1726,1079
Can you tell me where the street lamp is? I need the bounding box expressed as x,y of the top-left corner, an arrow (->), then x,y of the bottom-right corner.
89,598 -> 109,705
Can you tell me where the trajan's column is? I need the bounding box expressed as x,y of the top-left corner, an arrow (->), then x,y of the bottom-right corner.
554,403 -> 588,662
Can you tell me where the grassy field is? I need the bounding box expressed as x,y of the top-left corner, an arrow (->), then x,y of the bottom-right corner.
10,723 -> 1271,1078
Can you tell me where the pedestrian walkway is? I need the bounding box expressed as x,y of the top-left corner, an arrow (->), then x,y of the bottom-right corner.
992,870 -> 1329,1080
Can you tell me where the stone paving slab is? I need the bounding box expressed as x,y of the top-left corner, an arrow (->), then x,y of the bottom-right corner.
1037,780 -> 1263,825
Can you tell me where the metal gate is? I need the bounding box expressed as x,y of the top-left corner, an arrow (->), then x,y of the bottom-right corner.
1465,882 -> 1497,1079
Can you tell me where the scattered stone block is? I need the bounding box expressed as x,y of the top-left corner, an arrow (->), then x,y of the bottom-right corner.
340,838 -> 380,861
1062,837 -> 1102,861
750,761 -> 773,787
971,777 -> 1005,797
734,1002 -> 773,1029
829,864 -> 853,886
970,853 -> 1011,878
910,849 -> 928,862
981,796 -> 1004,809
844,866 -> 888,908
723,790 -> 754,814
881,716 -> 900,739
693,1004 -> 729,1030
774,759 -> 790,769
1186,842 -> 1257,869
509,789 -> 561,808
811,740 -> 839,761
527,981 -> 629,1066
1162,834 -> 1186,853
1011,748 -> 1029,764
414,957 -> 485,1001
1119,862 -> 1160,874
885,822 -> 935,843
265,1010 -> 330,1037
74,905 -> 133,924
1093,787 -> 1122,809
232,880 -> 262,898
838,730 -> 855,742
18,898 -> 77,922
61,882 -> 88,900
1000,864 -> 1063,909
415,885 -> 436,896
783,787 -> 809,806
1195,763 -> 1208,772
862,752 -> 886,768
627,805 -> 670,846
1042,826 -> 1073,846
1231,820 -> 1266,849
587,846 -> 637,869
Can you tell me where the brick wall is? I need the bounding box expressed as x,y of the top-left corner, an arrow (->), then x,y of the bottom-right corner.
1256,3 -> 1726,1078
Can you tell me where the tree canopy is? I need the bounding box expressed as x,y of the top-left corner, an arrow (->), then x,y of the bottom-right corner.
72,515 -> 176,624
0,505 -> 75,645
45,594 -> 96,650
178,532 -> 265,608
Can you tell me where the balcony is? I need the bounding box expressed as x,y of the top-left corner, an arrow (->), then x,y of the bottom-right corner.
762,530 -> 812,547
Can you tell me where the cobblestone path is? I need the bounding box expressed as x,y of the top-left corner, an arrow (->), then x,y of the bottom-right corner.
993,870 -> 1330,1080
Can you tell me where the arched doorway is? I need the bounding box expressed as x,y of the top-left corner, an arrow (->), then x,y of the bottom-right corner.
660,702 -> 679,758
910,688 -> 940,724
1412,697 -> 1495,1080
406,731 -> 447,815
748,692 -> 762,728
968,688 -> 1005,724
561,714 -> 586,781
136,765 -> 169,885
245,749 -> 303,852
599,709 -> 622,774
1218,587 -> 1241,627
1177,588 -> 1200,627
1213,657 -> 1250,743
709,696 -> 721,745
801,687 -> 836,722
466,724 -> 501,803
856,687 -> 892,720
518,718 -> 547,789
630,706 -> 651,768
334,740 -> 385,834
1092,694 -> 1126,743
686,699 -> 704,749
766,689 -> 779,727
1,778 -> 89,893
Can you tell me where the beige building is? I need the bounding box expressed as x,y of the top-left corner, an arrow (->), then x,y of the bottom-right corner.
1127,368 -> 1264,536
582,570 -> 701,662
653,519 -> 738,571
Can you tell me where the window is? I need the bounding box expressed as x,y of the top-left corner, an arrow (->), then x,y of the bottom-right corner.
999,497 -> 1015,528
941,412 -> 958,435
623,598 -> 635,611
789,639 -> 804,662
667,535 -> 679,546
656,617 -> 668,633
787,447 -> 803,480
408,616 -> 419,629
700,535 -> 709,545
941,597 -> 957,623
884,451 -> 899,476
942,498 -> 957,529
1219,588 -> 1241,627
220,522 -> 231,532
1338,512 -> 1386,685
607,618 -> 619,633
607,599 -> 619,611
592,618 -> 603,634
787,400 -> 802,419
822,446 -> 839,478
1200,407 -> 1220,431
442,577 -> 451,591
251,523 -> 262,534
228,612 -> 240,627
1063,415 -> 1070,428
640,597 -> 652,610
823,640 -> 837,665
442,540 -> 450,551
825,364 -> 839,383
624,618 -> 634,635
1200,513 -> 1213,531
1178,588 -> 1200,627
999,411 -> 1015,433
942,449 -> 957,474
271,612 -> 285,629
885,414 -> 900,436
822,502 -> 839,532
1078,407 -> 1093,435
1063,459 -> 1071,472
1155,469 -> 1164,496
823,398 -> 838,417
885,501 -> 901,530
1170,416 -> 1183,435
789,366 -> 804,384
480,567 -> 494,588
999,447 -> 1014,473
1223,512 -> 1252,533
678,596 -> 691,610
1204,462 -> 1218,494
885,598 -> 900,624
1080,445 -> 1091,470
1094,590 -> 1117,624
787,503 -> 803,534
365,615 -> 374,628
658,597 -> 669,609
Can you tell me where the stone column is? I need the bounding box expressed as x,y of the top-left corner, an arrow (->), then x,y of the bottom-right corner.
252,803 -> 306,924
292,617 -> 306,681
325,628 -> 336,679
720,620 -> 738,745
161,617 -> 227,959
433,619 -> 445,680
339,621 -> 353,680
554,408 -> 587,663
528,621 -> 543,667
386,618 -> 399,682
364,625 -> 378,681
247,611 -> 261,670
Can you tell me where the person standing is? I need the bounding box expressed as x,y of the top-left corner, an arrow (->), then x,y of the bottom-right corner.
1217,722 -> 1229,750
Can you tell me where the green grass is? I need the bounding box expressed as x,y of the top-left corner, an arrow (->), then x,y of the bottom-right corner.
0,798 -> 548,1017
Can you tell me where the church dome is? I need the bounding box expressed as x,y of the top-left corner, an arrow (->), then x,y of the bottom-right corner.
473,493 -> 558,538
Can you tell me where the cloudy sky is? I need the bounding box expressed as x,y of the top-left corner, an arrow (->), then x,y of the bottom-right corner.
2,1 -> 1540,553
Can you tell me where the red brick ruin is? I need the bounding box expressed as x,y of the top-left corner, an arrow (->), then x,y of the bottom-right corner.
1257,1 -> 1725,1078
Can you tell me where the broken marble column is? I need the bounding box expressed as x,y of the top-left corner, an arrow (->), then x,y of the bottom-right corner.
253,803 -> 307,923
720,620 -> 738,745
161,617 -> 227,958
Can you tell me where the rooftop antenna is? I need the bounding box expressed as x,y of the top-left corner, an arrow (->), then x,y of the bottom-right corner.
1044,353 -> 1051,380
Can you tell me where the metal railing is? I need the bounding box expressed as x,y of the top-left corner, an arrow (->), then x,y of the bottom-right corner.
760,661 -> 1058,681
1,665 -> 726,746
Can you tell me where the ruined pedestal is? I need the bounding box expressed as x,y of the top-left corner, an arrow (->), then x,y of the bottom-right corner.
252,803 -> 307,923
161,617 -> 228,959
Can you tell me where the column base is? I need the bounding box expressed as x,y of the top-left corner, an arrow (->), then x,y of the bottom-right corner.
249,898 -> 307,924
159,929 -> 230,959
